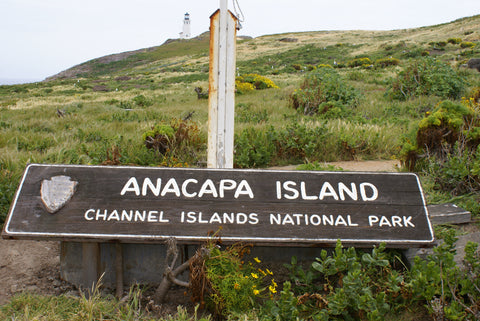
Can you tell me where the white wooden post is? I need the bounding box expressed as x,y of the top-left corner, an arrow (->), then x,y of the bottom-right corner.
208,0 -> 237,169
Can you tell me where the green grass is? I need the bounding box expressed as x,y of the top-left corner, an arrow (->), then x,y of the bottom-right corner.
0,287 -> 211,321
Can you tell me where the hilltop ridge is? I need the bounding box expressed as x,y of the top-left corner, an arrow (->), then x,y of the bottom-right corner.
46,14 -> 480,81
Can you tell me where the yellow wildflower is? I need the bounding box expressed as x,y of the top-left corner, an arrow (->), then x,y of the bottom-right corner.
253,289 -> 260,295
266,269 -> 273,275
234,282 -> 240,290
251,272 -> 259,279
254,257 -> 261,263
272,279 -> 278,288
269,285 -> 277,294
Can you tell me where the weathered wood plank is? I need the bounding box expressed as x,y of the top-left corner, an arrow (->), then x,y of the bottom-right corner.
427,203 -> 471,225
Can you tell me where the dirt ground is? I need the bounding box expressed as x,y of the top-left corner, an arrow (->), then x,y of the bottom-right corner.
0,239 -> 69,305
0,160 -> 401,307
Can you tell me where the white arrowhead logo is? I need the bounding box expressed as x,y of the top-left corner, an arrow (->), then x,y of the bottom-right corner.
40,176 -> 78,214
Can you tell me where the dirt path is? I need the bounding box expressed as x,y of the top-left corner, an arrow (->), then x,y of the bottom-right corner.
0,160 -> 400,306
270,160 -> 401,172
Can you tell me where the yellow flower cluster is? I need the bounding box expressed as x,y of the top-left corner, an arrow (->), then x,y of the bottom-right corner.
235,80 -> 255,93
236,74 -> 279,90
269,279 -> 278,294
461,93 -> 480,112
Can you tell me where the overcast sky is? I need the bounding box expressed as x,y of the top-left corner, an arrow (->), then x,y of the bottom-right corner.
1,0 -> 479,84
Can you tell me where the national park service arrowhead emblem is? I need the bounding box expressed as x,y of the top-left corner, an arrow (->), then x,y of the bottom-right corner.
40,176 -> 78,214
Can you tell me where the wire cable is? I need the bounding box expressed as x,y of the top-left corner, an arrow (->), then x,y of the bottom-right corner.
232,0 -> 245,29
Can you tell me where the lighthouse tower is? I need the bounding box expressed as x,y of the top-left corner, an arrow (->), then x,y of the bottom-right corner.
180,13 -> 191,39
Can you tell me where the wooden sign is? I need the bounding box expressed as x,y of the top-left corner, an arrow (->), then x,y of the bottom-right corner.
2,164 -> 435,246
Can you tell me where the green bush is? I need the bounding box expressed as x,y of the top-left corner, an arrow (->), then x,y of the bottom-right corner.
234,127 -> 277,168
235,103 -> 269,123
132,95 -> 153,107
400,99 -> 480,196
260,281 -> 300,320
460,41 -> 476,49
142,119 -> 205,167
409,229 -> 480,320
274,241 -> 407,320
430,41 -> 447,48
387,57 -> 466,100
289,68 -> 361,115
416,100 -> 473,151
292,63 -> 302,71
237,74 -> 279,90
347,57 -> 373,68
234,123 -> 331,168
447,37 -> 462,44
0,166 -> 21,224
235,80 -> 255,94
197,242 -> 275,318
375,57 -> 400,68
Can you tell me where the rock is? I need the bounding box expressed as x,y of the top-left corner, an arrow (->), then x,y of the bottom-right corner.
403,232 -> 480,269
10,284 -> 18,293
453,232 -> 480,267
402,247 -> 434,267
25,285 -> 39,293
467,58 -> 480,72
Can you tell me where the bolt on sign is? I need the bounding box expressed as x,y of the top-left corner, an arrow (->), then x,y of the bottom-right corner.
2,164 -> 435,247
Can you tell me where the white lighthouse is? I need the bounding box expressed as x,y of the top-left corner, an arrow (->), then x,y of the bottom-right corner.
180,13 -> 191,39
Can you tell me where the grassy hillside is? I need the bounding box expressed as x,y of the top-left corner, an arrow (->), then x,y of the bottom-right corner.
46,15 -> 480,79
1,15 -> 480,219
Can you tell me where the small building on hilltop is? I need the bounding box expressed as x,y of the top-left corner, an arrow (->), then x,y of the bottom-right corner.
179,12 -> 191,39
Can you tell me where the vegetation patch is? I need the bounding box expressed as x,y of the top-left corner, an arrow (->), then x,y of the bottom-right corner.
290,67 -> 360,116
387,57 -> 466,100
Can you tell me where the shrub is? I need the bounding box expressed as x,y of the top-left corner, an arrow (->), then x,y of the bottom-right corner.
132,95 -> 153,107
142,119 -> 205,166
387,57 -> 466,100
234,123 -> 331,168
275,123 -> 330,162
447,37 -> 462,44
235,80 -> 255,94
237,74 -> 279,90
347,57 -> 373,68
192,241 -> 275,318
234,127 -> 277,168
289,68 -> 361,115
430,41 -> 447,48
292,63 -> 302,71
375,57 -> 400,68
317,64 -> 333,69
460,41 -> 476,49
235,103 -> 269,123
0,165 -> 21,224
409,229 -> 480,320
274,241 -> 407,320
416,100 -> 473,153
400,99 -> 480,195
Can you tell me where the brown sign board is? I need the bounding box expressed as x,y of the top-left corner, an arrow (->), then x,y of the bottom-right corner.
2,164 -> 435,247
